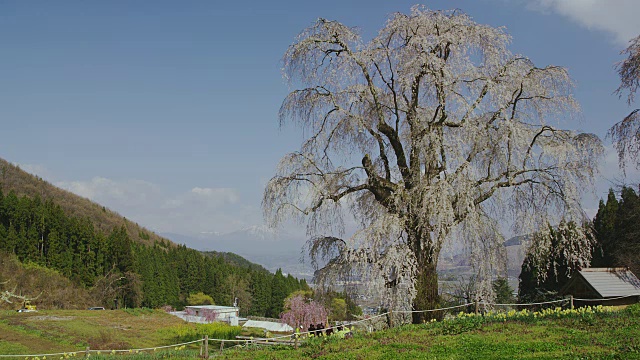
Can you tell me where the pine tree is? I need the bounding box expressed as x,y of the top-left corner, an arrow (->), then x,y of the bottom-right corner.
269,269 -> 288,318
592,189 -> 619,267
614,187 -> 640,275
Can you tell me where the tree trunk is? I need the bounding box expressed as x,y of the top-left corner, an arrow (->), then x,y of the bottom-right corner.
407,221 -> 441,324
412,260 -> 440,324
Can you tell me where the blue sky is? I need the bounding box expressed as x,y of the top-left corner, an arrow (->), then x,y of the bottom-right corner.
1,0 -> 639,238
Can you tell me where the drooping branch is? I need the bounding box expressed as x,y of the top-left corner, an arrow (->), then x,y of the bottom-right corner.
1,281 -> 41,305
608,34 -> 640,171
616,35 -> 640,105
267,6 -> 602,318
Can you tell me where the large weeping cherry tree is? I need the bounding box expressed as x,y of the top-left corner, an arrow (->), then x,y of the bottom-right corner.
609,34 -> 640,170
263,7 -> 602,324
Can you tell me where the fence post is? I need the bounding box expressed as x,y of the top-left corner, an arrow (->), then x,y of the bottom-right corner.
220,339 -> 224,352
388,309 -> 393,328
570,295 -> 574,310
474,300 -> 479,315
85,346 -> 90,358
204,335 -> 209,359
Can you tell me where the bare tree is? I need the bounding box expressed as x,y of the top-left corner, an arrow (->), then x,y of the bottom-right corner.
609,34 -> 640,170
264,7 -> 602,323
1,281 -> 40,306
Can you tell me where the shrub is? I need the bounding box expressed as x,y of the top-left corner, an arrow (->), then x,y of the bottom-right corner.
165,322 -> 242,342
625,303 -> 640,317
431,305 -> 616,335
186,292 -> 214,305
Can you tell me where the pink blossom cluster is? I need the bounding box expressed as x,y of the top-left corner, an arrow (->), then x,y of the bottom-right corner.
280,295 -> 328,329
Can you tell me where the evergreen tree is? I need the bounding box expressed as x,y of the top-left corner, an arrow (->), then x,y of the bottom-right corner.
0,223 -> 6,252
4,224 -> 18,254
592,189 -> 619,267
269,269 -> 288,317
249,270 -> 272,317
492,277 -> 515,304
108,226 -> 134,273
592,187 -> 640,276
614,187 -> 640,275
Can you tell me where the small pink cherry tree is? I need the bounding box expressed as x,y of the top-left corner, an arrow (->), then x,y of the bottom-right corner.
280,294 -> 328,330
185,307 -> 219,323
201,308 -> 219,322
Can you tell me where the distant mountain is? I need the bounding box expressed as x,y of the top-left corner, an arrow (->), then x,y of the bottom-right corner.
437,234 -> 528,284
162,227 -> 315,281
201,251 -> 269,273
163,229 -> 532,283
162,226 -> 302,255
504,234 -> 529,247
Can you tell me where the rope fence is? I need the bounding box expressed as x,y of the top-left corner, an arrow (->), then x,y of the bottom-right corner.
0,339 -> 203,358
1,294 -> 637,358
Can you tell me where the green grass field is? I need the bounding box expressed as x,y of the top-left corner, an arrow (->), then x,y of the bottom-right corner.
1,305 -> 639,359
0,308 -> 250,358
0,308 -> 188,355
216,305 -> 640,360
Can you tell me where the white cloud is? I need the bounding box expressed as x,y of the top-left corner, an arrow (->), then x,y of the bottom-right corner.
58,177 -> 162,207
528,0 -> 640,45
190,187 -> 239,204
56,177 -> 258,235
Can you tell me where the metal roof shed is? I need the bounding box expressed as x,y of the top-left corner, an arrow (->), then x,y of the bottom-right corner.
561,268 -> 640,306
242,320 -> 294,333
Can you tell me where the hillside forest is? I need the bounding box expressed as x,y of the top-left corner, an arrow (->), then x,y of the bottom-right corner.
0,187 -> 309,317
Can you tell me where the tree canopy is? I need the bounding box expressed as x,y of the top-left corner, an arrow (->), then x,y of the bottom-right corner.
264,6 -> 602,323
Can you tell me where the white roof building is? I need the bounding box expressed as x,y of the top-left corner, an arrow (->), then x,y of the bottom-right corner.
242,320 -> 293,333
170,305 -> 240,326
561,268 -> 640,306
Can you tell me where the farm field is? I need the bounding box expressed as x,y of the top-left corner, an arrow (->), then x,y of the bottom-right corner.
1,305 -> 639,359
0,308 -> 189,355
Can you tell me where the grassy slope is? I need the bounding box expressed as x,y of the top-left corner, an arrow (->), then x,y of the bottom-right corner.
1,306 -> 639,359
0,309 -> 186,355
217,307 -> 640,360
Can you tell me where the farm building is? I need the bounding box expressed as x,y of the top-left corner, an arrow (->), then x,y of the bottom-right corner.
560,268 -> 640,306
242,320 -> 293,333
170,305 -> 240,326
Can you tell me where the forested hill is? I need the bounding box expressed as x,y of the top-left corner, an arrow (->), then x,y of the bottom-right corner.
0,158 -> 163,246
0,157 -> 309,316
202,251 -> 269,272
